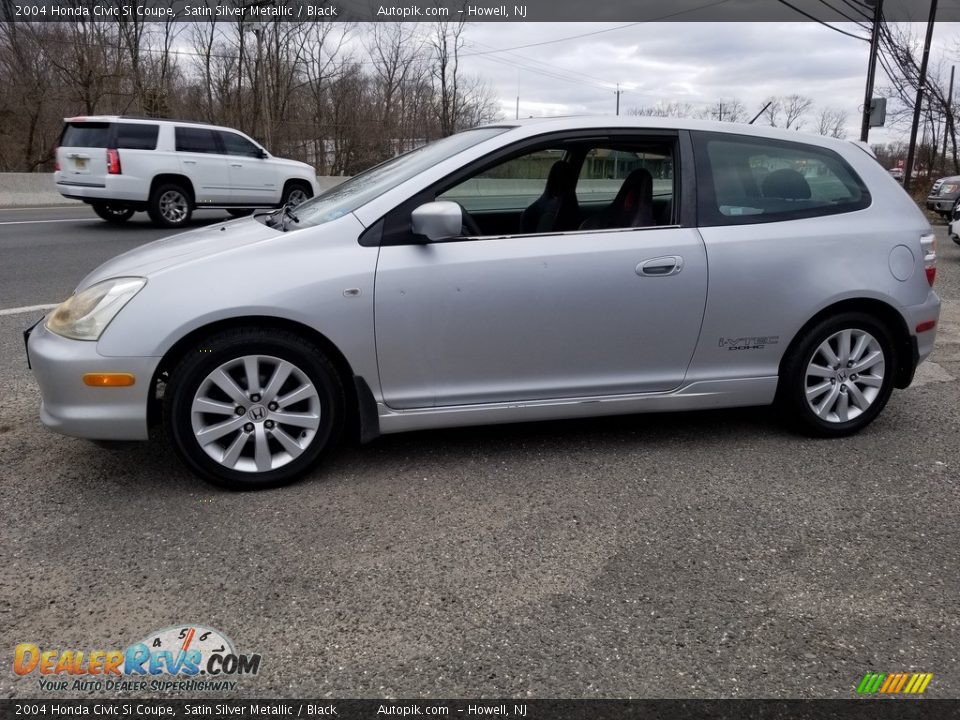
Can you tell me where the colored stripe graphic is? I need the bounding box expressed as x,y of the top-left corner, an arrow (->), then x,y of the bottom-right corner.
857,672 -> 933,694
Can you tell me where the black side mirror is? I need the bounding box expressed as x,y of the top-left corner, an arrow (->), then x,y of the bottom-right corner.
258,149 -> 268,159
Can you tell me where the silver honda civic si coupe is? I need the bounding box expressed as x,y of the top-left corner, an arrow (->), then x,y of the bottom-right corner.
26,117 -> 940,489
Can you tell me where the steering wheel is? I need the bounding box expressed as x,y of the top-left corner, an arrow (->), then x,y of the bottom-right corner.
455,203 -> 482,236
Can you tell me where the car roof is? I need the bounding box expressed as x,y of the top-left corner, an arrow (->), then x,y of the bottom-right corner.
482,115 -> 857,152
62,116 -> 244,133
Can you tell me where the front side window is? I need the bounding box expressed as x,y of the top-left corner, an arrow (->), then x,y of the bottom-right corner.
219,131 -> 261,158
695,132 -> 870,225
439,148 -> 566,213
292,127 -> 511,230
175,127 -> 220,154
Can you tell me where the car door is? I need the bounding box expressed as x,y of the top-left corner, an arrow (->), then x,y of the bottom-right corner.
174,126 -> 231,204
373,133 -> 708,409
218,130 -> 279,205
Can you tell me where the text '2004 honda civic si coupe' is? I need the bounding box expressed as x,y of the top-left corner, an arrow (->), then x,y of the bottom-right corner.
26,117 -> 940,490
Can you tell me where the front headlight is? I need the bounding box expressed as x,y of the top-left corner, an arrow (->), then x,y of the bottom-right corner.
941,183 -> 959,195
45,277 -> 146,341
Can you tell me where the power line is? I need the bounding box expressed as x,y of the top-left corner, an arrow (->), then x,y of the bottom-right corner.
774,0 -> 871,41
460,0 -> 735,58
813,0 -> 871,27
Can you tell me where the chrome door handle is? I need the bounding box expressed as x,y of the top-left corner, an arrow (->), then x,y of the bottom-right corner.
637,256 -> 683,277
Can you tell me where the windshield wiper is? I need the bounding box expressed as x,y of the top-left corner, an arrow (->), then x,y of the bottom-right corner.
280,202 -> 300,231
256,203 -> 300,231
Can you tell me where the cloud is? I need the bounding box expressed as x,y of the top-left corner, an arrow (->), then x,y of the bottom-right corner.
457,21 -> 958,142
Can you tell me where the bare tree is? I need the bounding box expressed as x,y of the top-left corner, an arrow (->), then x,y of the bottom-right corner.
782,94 -> 813,130
816,107 -> 849,138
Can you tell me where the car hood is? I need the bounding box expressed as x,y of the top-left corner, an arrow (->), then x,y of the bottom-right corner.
78,218 -> 282,290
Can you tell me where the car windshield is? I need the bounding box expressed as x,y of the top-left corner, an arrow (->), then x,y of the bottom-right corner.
286,127 -> 512,230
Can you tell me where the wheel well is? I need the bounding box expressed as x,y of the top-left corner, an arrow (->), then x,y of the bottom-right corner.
148,316 -> 364,438
778,298 -> 915,389
150,174 -> 195,205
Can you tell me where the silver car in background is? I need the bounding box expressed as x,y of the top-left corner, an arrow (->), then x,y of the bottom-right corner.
25,117 -> 941,490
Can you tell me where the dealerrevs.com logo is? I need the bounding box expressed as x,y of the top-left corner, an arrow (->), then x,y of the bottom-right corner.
14,625 -> 261,693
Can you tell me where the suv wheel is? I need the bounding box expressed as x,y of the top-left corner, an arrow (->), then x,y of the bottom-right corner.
779,312 -> 896,437
148,183 -> 193,228
281,181 -> 312,208
164,328 -> 344,490
91,202 -> 135,224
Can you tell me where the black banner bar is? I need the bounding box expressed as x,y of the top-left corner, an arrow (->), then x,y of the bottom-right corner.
3,700 -> 960,720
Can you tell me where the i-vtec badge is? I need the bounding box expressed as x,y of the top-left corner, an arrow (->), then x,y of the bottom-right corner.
719,335 -> 779,351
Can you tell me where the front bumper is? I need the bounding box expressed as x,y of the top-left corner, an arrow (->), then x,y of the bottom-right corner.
925,196 -> 957,213
26,321 -> 159,441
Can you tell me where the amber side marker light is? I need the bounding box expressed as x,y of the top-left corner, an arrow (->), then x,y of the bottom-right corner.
83,373 -> 136,387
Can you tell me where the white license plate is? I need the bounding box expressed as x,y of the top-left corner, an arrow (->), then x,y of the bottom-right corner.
73,158 -> 87,170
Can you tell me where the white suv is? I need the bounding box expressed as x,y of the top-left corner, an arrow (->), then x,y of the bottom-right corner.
54,116 -> 319,228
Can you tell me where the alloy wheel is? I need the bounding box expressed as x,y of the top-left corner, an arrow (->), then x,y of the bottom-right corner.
190,354 -> 322,473
804,329 -> 885,423
159,190 -> 189,224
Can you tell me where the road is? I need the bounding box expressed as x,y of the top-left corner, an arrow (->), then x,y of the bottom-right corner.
0,206 -> 234,309
1,209 -> 959,700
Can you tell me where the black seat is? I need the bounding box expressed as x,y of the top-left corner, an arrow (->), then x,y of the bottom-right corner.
579,168 -> 655,230
519,161 -> 580,233
761,168 -> 811,200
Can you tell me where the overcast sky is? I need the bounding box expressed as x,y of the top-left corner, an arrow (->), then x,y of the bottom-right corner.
450,21 -> 960,144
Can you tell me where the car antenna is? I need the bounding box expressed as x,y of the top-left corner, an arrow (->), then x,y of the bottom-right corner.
749,102 -> 773,125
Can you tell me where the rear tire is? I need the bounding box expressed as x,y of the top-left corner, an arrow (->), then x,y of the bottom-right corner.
91,202 -> 134,224
164,327 -> 345,490
778,312 -> 896,437
148,183 -> 193,228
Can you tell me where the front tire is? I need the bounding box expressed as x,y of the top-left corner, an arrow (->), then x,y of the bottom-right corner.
779,312 -> 896,437
148,183 -> 193,228
164,328 -> 344,490
227,208 -> 254,218
91,202 -> 134,224
280,181 -> 312,208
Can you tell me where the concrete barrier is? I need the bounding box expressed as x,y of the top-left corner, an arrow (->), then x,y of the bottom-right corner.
0,173 -> 349,209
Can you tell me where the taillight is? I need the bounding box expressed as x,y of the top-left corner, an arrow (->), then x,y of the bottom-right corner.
106,148 -> 121,174
921,233 -> 936,286
54,149 -> 60,172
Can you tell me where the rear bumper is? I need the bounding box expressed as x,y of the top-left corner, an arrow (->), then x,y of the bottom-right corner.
26,321 -> 157,441
898,291 -> 940,388
54,172 -> 149,204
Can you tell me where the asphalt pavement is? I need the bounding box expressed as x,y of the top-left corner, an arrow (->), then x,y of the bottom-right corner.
1,211 -> 959,700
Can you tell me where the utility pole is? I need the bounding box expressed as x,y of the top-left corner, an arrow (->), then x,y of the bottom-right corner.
860,0 -> 884,142
942,65 -> 954,172
615,83 -> 623,116
904,0 -> 939,192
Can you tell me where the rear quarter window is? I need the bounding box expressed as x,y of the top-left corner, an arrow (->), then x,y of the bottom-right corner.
693,132 -> 870,226
60,122 -> 111,148
115,123 -> 159,150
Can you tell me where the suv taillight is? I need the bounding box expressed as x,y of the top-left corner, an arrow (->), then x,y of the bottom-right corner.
54,149 -> 60,172
921,233 -> 936,286
106,148 -> 121,174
